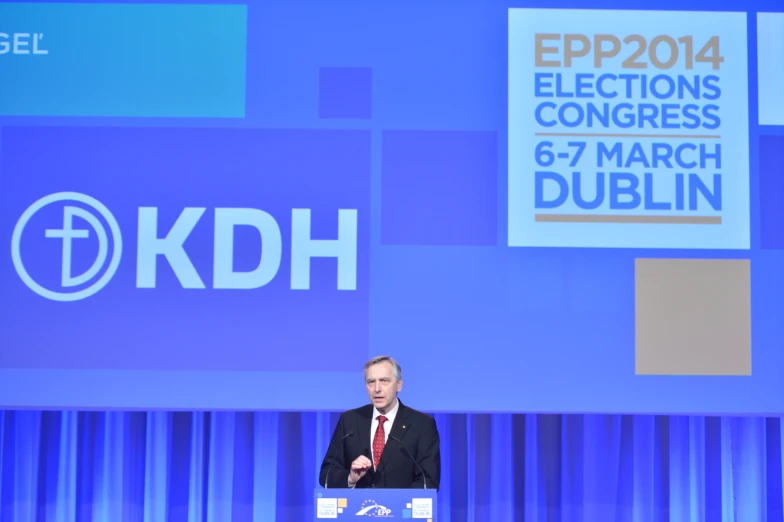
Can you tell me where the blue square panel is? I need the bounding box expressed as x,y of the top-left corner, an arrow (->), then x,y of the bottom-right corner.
319,67 -> 372,119
760,136 -> 784,249
381,130 -> 498,246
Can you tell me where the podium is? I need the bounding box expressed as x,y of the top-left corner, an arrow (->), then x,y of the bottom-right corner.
314,488 -> 437,520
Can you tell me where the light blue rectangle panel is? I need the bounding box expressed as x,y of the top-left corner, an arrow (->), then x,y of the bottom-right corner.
508,9 -> 749,249
0,3 -> 247,117
758,13 -> 784,126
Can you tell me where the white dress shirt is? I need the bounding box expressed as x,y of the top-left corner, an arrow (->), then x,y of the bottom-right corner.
348,399 -> 400,487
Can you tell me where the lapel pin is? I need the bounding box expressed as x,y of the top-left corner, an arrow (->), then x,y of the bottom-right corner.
403,425 -> 406,429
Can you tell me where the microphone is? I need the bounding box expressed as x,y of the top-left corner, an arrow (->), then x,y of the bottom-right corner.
389,435 -> 428,489
325,431 -> 354,489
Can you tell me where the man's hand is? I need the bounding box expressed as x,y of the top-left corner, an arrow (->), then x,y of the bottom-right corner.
349,455 -> 372,485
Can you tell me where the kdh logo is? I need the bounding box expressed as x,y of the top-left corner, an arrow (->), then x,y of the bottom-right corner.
355,500 -> 393,517
11,192 -> 358,301
12,192 -> 122,301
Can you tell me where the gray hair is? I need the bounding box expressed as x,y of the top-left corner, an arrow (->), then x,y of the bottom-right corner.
363,355 -> 402,381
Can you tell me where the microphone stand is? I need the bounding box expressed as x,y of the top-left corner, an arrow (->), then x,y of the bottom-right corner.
325,431 -> 353,489
389,435 -> 428,489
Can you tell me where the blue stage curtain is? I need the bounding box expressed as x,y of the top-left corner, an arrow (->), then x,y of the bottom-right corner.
1,411 -> 782,522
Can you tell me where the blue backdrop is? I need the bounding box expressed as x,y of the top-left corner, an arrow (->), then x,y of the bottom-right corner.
1,410 -> 782,522
2,0 -> 784,415
2,0 -> 784,519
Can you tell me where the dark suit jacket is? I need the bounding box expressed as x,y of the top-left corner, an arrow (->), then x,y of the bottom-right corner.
319,400 -> 440,490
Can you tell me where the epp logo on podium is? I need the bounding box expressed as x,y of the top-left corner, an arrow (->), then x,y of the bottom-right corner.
356,499 -> 393,517
11,192 -> 122,302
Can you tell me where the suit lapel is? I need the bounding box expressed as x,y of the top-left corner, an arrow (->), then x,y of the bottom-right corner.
386,402 -> 410,446
377,401 -> 410,474
357,405 -> 373,452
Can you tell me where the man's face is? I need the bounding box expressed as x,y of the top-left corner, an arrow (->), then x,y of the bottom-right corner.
365,361 -> 403,414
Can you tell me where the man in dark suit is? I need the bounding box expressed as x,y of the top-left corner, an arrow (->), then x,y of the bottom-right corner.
319,355 -> 441,489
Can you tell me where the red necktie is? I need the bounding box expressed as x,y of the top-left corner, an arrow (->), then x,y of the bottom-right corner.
372,415 -> 388,469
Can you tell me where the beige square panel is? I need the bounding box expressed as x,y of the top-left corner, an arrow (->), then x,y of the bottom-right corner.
635,259 -> 751,376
